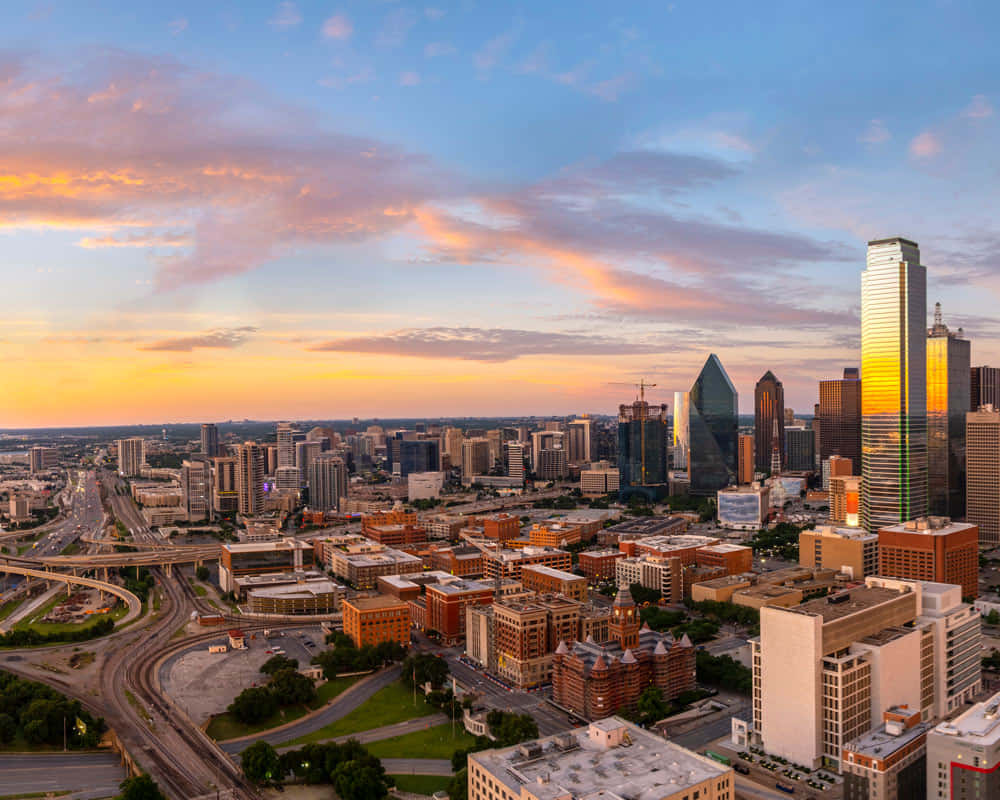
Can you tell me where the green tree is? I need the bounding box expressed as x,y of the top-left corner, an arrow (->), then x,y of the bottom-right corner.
0,712 -> 15,744
228,686 -> 278,724
195,565 -> 210,581
269,668 -> 317,706
242,740 -> 281,785
636,686 -> 668,724
401,653 -> 449,689
332,760 -> 391,800
449,768 -> 469,800
116,775 -> 167,800
987,609 -> 1000,626
486,710 -> 539,746
628,583 -> 661,606
260,654 -> 298,675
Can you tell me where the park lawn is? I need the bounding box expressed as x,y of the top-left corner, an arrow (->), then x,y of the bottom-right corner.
390,775 -> 452,796
206,675 -> 360,741
366,723 -> 477,760
282,681 -> 436,746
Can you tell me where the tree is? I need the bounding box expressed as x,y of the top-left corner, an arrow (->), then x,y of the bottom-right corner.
242,740 -> 281,785
486,710 -> 538,746
269,668 -> 317,706
116,775 -> 167,800
332,759 -> 391,800
0,713 -> 15,744
260,654 -> 299,675
636,686 -> 668,724
195,565 -> 209,581
228,686 -> 278,724
449,768 -> 469,800
628,583 -> 661,606
987,609 -> 1000,626
401,653 -> 449,689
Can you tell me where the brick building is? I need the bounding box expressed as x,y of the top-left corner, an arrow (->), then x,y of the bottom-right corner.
521,564 -> 587,601
428,543 -> 485,577
878,517 -> 979,598
694,543 -> 753,574
577,549 -> 625,581
552,587 -> 696,719
483,546 -> 572,582
342,595 -> 410,648
363,523 -> 427,549
425,579 -> 494,645
527,522 -> 582,548
619,534 -> 721,564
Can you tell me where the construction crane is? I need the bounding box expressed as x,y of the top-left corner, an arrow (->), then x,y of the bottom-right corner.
608,379 -> 659,485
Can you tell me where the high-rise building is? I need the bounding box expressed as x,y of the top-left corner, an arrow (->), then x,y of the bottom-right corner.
235,442 -> 265,516
296,439 -> 322,487
537,448 -> 568,481
785,427 -> 815,472
276,422 -> 297,469
566,417 -> 593,464
861,237 -> 928,532
927,303 -> 971,518
530,430 -> 564,471
673,390 -> 690,472
754,371 -> 784,472
212,456 -> 238,513
970,366 -> 1000,411
462,438 -> 491,481
878,517 -> 979,599
181,458 -> 211,522
818,368 -> 862,468
200,423 -> 220,457
688,354 -> 738,496
830,475 -> 861,526
309,454 -> 347,512
737,433 -> 754,484
443,427 -> 464,469
505,442 -> 525,485
28,446 -> 56,473
116,437 -> 145,477
616,392 -> 669,499
965,407 -> 1000,547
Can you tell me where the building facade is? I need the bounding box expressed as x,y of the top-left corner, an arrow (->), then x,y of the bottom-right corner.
926,691 -> 1000,800
737,433 -> 754,484
785,427 -> 816,472
754,371 -> 785,472
689,354 -> 738,495
819,368 -> 862,468
965,407 -> 1000,546
235,442 -> 265,516
616,395 -> 669,499
116,437 -> 145,477
970,366 -> 1000,411
309,453 -> 347,512
878,517 -> 979,599
200,423 -> 220,457
861,237 -> 928,533
342,595 -> 410,648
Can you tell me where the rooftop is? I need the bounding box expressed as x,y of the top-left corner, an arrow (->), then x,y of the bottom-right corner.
222,538 -> 312,553
249,579 -> 344,599
470,717 -> 727,800
879,516 -> 977,536
846,718 -> 930,759
697,543 -> 751,554
426,578 -> 492,595
932,691 -> 1000,745
810,525 -> 877,542
345,595 -> 409,611
794,585 -> 911,623
522,564 -> 582,581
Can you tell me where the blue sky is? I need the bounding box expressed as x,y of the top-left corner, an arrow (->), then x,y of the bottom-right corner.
2,1 -> 999,425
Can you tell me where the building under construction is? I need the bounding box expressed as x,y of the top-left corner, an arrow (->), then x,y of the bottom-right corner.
617,384 -> 669,502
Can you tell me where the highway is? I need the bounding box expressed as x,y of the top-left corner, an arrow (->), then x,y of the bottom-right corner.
0,752 -> 126,799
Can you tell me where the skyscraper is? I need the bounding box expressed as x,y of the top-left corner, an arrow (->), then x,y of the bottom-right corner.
970,366 -> 1000,411
462,438 -> 491,480
309,454 -> 348,512
567,417 -> 593,464
688,354 -> 738,496
754,371 -> 784,472
818,368 -> 862,467
296,440 -> 322,487
394,439 -> 440,477
235,442 -> 265,516
443,427 -> 464,469
785,427 -> 815,472
617,391 -> 669,499
181,458 -> 211,521
966,407 -> 1000,547
116,437 -> 145,477
200,423 -> 220,458
861,237 -> 927,533
927,303 -> 970,517
672,391 -> 690,472
737,433 -> 754,484
276,422 -> 297,468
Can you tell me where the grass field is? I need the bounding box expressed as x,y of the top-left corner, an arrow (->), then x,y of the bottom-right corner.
390,775 -> 452,795
206,675 -> 360,741
282,681 -> 436,746
12,592 -> 125,637
0,597 -> 26,622
366,723 -> 476,760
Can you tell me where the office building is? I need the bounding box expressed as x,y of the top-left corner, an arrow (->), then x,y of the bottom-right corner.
967,406 -> 1000,546
309,454 -> 347,512
521,565 -> 587,601
116,437 -> 145,477
615,555 -> 683,603
483,547 -> 572,582
425,579 -> 493,645
212,456 -> 238,513
552,588 -> 696,718
528,522 -> 581,548
673,390 -> 690,472
878,517 -> 979,599
823,454 -> 854,491
294,439 -> 321,488
737,433 -> 754,484
755,371 -> 785,472
831,475 -> 862,526
970,365 -> 1000,411
342,595 -> 410,648
689,354 -> 738,495
616,387 -> 669,500
785,426 -> 816,472
861,237 -> 928,532
926,691 -> 1000,800
443,427 -> 464,469
751,577 -> 981,771
28,446 -> 57,473
536,447 -> 568,481
505,441 -> 525,485
218,538 -> 314,592
392,438 -> 440,477
580,461 -> 619,496
408,471 -> 444,501
841,708 -> 930,800
578,550 -> 625,581
531,430 -> 564,471
927,303 -> 971,517
462,438 -> 491,480
200,423 -> 220,457
276,422 -> 297,468
274,465 -> 300,492
717,484 -> 770,531
469,718 -> 733,800
799,525 -> 878,579
246,577 -> 345,615
235,442 -> 265,516
819,368 -> 862,468
181,458 -> 211,522
566,417 -> 593,464
324,537 -> 423,588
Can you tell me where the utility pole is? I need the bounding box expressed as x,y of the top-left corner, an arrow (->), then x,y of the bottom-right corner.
63,715 -> 67,751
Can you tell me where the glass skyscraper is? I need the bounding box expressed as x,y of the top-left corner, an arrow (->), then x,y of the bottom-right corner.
927,303 -> 970,517
672,390 -> 690,473
818,367 -> 862,468
861,237 -> 927,533
617,397 -> 669,500
754,371 -> 784,472
688,354 -> 738,496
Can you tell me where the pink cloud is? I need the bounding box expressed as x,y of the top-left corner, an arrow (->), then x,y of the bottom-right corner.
909,131 -> 942,158
322,14 -> 352,40
963,94 -> 994,119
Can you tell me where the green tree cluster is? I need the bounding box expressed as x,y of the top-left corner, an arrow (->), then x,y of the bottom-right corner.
695,651 -> 751,694
0,670 -> 106,748
311,638 -> 405,679
116,774 -> 167,800
0,616 -> 114,647
227,667 -> 317,724
400,652 -> 449,689
628,583 -> 661,606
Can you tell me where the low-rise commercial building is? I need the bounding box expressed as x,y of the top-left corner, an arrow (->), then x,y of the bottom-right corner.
468,718 -> 734,800
619,534 -> 721,564
800,525 -> 879,579
246,578 -> 345,615
219,538 -> 314,593
483,546 -> 572,582
717,484 -> 770,530
521,564 -> 587,601
577,549 -> 624,581
325,538 -> 423,588
342,595 -> 410,648
926,691 -> 1000,800
527,522 -> 582,548
841,707 -> 929,800
695,543 -> 753,575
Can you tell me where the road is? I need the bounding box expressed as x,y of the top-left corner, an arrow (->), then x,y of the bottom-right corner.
0,752 -> 125,798
383,758 -> 453,776
735,775 -> 796,800
221,665 -> 404,753
668,705 -> 751,751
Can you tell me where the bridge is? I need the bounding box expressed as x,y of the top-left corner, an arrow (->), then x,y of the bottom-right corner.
0,563 -> 143,627
34,545 -> 222,573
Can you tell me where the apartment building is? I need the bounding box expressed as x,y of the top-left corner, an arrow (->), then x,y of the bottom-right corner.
616,555 -> 683,604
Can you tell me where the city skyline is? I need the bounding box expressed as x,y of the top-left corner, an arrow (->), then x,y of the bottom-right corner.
5,2 -> 1000,426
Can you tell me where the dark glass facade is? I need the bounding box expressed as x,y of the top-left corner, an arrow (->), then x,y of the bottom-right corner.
970,365 -> 1000,411
394,439 -> 440,476
617,400 -> 669,499
689,354 -> 738,496
927,312 -> 970,517
754,371 -> 784,471
785,427 -> 815,472
819,368 -> 862,467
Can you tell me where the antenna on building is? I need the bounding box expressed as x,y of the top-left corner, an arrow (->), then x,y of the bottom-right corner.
934,301 -> 942,328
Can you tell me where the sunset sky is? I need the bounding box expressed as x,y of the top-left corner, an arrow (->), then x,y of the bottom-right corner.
3,1 -> 1000,427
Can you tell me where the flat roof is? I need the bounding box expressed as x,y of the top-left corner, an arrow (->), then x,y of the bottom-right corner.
698,543 -> 751,553
811,526 -> 877,542
933,692 -> 1000,745
794,585 -> 910,623
223,539 -> 312,552
470,717 -> 728,800
249,579 -> 344,599
879,517 -> 976,536
345,595 -> 409,611
427,579 -> 492,595
522,564 -> 582,581
847,719 -> 930,759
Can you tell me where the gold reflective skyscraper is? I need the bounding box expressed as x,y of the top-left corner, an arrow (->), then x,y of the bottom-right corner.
861,237 -> 928,532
